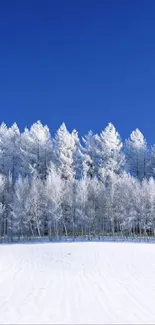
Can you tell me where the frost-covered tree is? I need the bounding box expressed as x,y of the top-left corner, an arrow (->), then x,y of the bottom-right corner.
75,176 -> 102,237
70,129 -> 84,180
140,178 -> 155,235
53,123 -> 78,181
0,123 -> 8,176
12,176 -> 31,238
12,174 -> 46,239
45,164 -> 63,239
95,123 -> 125,180
82,130 -> 98,179
116,173 -> 140,235
0,174 -> 6,238
21,121 -> 52,178
27,174 -> 45,237
75,177 -> 89,236
0,123 -> 21,182
125,129 -> 148,180
3,173 -> 14,239
0,120 -> 155,241
148,145 -> 155,178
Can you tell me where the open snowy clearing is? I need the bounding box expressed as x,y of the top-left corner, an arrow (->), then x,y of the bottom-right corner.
0,242 -> 155,324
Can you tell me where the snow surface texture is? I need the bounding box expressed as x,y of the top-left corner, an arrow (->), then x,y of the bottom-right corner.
0,242 -> 155,324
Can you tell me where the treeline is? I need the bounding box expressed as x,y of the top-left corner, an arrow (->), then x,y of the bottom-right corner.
0,121 -> 155,241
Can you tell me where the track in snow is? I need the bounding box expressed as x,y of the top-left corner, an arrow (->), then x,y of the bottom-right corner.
0,241 -> 155,324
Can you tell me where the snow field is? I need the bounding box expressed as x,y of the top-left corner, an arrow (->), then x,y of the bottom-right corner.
0,242 -> 155,324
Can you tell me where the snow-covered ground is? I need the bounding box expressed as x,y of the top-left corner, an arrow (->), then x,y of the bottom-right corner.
0,242 -> 155,324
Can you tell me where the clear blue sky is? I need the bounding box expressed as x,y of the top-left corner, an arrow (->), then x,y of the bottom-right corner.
0,0 -> 155,143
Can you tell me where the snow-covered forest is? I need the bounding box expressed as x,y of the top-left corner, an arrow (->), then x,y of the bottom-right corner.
0,120 -> 155,241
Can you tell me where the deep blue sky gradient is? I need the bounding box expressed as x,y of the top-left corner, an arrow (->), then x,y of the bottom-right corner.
0,0 -> 155,143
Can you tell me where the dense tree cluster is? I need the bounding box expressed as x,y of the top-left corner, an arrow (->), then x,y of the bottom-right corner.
0,121 -> 155,241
